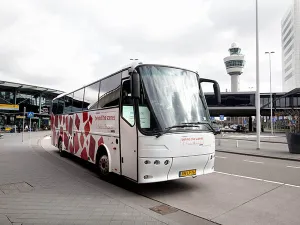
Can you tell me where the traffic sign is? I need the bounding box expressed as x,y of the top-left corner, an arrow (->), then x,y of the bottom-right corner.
27,112 -> 34,118
220,115 -> 224,121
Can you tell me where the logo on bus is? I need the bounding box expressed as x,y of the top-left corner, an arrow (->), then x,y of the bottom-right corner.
181,137 -> 204,146
95,115 -> 116,121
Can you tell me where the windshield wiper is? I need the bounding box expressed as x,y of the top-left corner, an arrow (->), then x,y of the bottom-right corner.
156,124 -> 199,138
182,122 -> 215,133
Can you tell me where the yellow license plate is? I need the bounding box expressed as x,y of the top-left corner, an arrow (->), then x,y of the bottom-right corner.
179,169 -> 196,177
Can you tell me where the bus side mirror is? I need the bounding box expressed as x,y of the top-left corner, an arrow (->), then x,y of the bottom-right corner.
213,82 -> 221,105
131,70 -> 140,99
199,78 -> 221,105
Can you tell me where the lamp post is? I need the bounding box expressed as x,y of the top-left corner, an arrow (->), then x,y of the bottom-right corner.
265,51 -> 275,135
255,0 -> 261,149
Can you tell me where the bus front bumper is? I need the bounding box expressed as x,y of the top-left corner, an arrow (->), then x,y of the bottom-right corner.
138,154 -> 215,183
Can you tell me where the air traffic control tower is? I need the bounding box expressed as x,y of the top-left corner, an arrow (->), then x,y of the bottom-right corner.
223,43 -> 245,92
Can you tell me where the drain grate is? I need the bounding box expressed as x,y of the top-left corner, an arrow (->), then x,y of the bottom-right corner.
150,204 -> 179,215
0,182 -> 34,194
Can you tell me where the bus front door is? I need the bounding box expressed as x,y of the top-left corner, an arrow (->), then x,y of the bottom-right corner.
120,80 -> 138,181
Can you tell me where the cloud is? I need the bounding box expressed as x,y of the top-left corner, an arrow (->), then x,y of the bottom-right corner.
0,0 -> 294,94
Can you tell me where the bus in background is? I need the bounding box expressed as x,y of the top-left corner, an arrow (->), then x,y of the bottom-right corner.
51,62 -> 221,183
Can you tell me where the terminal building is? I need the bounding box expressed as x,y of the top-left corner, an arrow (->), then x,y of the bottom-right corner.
205,88 -> 300,131
281,0 -> 300,91
0,81 -> 63,131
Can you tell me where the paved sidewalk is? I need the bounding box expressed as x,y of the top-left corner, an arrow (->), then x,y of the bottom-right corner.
0,133 -> 182,225
215,138 -> 300,161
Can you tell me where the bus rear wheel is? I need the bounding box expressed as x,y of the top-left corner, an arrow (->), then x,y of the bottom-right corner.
97,154 -> 109,177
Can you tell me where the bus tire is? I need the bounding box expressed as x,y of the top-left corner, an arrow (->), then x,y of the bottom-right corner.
58,138 -> 65,157
96,150 -> 109,178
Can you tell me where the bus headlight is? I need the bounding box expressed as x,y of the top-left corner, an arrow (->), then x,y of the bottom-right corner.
144,175 -> 153,179
154,160 -> 160,165
144,160 -> 151,164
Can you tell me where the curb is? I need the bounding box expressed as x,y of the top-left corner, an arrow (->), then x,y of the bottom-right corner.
216,150 -> 300,162
216,138 -> 287,144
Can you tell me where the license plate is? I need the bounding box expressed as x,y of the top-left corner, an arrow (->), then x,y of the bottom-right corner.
179,169 -> 196,177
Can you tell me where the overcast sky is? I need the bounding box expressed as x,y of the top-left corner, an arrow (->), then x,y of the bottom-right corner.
0,0 -> 293,94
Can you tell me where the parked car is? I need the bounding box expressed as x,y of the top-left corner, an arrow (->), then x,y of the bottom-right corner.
212,121 -> 221,134
236,125 -> 246,132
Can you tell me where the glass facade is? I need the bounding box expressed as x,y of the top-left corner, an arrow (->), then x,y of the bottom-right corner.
229,48 -> 241,55
206,92 -> 300,109
0,91 -> 14,104
0,85 -> 62,131
261,94 -> 300,108
206,93 -> 255,107
225,60 -> 245,68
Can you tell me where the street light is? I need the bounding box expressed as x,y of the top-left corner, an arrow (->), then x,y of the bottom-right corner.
265,51 -> 275,135
255,0 -> 261,149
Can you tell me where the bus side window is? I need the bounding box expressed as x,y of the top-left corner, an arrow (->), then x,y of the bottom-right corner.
72,89 -> 84,112
121,80 -> 134,126
99,73 -> 122,108
51,99 -> 58,114
57,98 -> 64,114
64,94 -> 73,114
83,81 -> 100,110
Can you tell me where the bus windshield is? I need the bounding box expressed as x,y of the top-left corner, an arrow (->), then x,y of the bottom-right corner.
137,65 -> 210,133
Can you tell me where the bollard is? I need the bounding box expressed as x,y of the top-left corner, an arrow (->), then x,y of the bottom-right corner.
236,140 -> 239,148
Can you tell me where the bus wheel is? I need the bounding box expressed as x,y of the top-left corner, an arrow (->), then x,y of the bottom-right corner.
58,139 -> 65,157
97,154 -> 109,177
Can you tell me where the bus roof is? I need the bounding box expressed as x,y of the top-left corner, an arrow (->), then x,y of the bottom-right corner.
52,61 -> 141,101
53,61 -> 197,101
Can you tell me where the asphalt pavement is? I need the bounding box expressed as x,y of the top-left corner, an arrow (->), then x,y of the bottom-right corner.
215,152 -> 300,186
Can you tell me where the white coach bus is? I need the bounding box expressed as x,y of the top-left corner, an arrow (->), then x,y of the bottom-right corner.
51,62 -> 221,183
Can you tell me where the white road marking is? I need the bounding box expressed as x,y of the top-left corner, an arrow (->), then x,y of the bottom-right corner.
243,160 -> 264,164
215,156 -> 227,159
215,171 -> 300,188
226,135 -> 280,139
284,184 -> 300,188
287,166 -> 300,169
